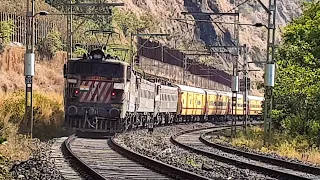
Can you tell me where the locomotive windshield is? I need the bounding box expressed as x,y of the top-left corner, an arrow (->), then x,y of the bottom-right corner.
68,61 -> 124,77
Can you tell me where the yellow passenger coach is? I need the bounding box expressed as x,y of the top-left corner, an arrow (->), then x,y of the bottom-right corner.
176,85 -> 206,116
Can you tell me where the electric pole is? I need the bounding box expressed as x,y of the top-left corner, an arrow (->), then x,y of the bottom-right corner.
67,0 -> 73,60
25,0 -> 35,138
260,0 -> 277,146
231,0 -> 240,138
242,44 -> 249,133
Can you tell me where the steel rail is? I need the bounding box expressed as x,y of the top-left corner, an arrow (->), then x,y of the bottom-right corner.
171,125 -> 312,180
62,134 -> 106,180
200,131 -> 320,175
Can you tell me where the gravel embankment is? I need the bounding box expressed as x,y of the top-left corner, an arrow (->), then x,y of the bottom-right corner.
206,133 -> 320,168
115,123 -> 275,180
9,138 -> 64,180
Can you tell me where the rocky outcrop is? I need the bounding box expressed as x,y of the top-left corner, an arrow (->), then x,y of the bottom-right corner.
117,0 -> 302,95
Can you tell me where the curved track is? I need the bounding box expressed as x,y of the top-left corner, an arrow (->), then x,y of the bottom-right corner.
171,126 -> 320,180
63,133 -> 212,180
200,130 -> 320,175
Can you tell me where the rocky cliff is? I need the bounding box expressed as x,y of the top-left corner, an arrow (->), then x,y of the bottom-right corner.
115,0 -> 303,95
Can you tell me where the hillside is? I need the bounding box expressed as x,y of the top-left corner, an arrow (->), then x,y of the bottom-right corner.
0,46 -> 65,93
0,0 -> 304,95
116,0 -> 303,94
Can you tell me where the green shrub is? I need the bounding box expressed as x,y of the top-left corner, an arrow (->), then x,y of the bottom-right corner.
112,9 -> 156,36
0,20 -> 14,51
0,90 -> 64,140
73,47 -> 88,58
36,30 -> 64,59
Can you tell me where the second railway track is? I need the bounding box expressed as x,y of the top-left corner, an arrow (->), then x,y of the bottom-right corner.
171,125 -> 320,180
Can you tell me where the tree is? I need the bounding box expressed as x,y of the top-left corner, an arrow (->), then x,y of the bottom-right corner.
273,1 -> 320,144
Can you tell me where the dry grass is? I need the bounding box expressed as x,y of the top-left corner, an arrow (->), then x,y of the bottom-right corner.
0,113 -> 33,162
0,46 -> 64,93
229,127 -> 320,165
0,90 -> 64,178
0,91 -> 63,179
0,90 -> 64,138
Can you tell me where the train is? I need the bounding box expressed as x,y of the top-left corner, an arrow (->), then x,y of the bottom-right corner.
63,49 -> 264,135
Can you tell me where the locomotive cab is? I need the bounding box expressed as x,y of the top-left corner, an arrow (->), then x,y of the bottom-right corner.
63,49 -> 130,134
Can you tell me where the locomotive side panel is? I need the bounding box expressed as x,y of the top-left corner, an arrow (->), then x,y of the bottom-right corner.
159,85 -> 179,113
126,71 -> 136,113
136,78 -> 155,113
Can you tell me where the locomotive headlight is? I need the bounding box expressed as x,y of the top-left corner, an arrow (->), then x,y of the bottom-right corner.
93,54 -> 102,59
109,108 -> 120,118
68,105 -> 78,116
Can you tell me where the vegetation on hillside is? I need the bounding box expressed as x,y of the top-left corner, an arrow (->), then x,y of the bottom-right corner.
0,20 -> 14,51
0,90 -> 64,140
272,1 -> 320,146
45,0 -> 157,62
36,30 -> 64,59
0,91 -> 65,178
212,127 -> 320,165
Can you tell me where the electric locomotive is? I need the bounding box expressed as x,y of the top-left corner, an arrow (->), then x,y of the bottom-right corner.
63,49 -> 131,134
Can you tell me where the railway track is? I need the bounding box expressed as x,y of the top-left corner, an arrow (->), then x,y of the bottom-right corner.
171,126 -> 320,180
200,130 -> 320,176
62,133 -> 212,180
